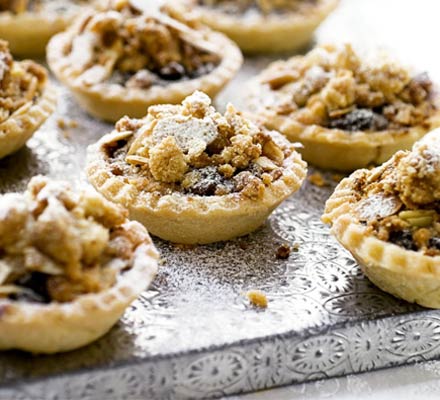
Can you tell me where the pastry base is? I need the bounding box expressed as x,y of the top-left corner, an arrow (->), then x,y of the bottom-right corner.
193,0 -> 339,54
47,30 -> 243,123
0,85 -> 57,159
323,176 -> 440,309
0,13 -> 70,57
86,135 -> 307,244
250,101 -> 440,171
0,222 -> 159,354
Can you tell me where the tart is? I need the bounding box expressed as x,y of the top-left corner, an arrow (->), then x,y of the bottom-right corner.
0,40 -> 56,159
248,44 -> 440,171
47,0 -> 243,123
0,176 -> 159,353
177,0 -> 339,54
322,128 -> 440,308
0,0 -> 94,57
87,91 -> 307,244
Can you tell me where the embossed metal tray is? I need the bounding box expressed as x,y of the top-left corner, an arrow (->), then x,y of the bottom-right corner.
2,1 -> 440,399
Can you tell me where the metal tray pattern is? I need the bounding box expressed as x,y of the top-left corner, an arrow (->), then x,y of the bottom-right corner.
2,1 -> 440,398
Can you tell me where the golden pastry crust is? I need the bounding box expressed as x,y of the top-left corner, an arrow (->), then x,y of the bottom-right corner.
0,176 -> 159,353
322,129 -> 440,308
87,91 -> 307,244
0,40 -> 56,159
179,0 -> 339,54
248,44 -> 440,171
0,0 -> 94,57
47,0 -> 243,123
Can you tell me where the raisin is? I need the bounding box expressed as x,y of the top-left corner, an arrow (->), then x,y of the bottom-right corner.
10,272 -> 51,303
157,62 -> 186,81
329,109 -> 388,132
184,166 -> 233,196
429,237 -> 440,250
388,230 -> 418,251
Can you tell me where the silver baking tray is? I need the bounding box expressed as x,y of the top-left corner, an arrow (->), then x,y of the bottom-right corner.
2,1 -> 440,399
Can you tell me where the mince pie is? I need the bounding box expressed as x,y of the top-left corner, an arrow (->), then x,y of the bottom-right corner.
47,0 -> 243,122
0,176 -> 158,353
322,128 -> 440,308
177,0 -> 339,54
87,91 -> 307,244
248,44 -> 440,171
0,40 -> 56,159
0,0 -> 94,57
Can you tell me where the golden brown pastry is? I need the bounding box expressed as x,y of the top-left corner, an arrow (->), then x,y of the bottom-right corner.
0,176 -> 158,353
87,91 -> 307,244
47,0 -> 243,122
0,0 -> 95,57
177,0 -> 339,54
248,44 -> 440,171
0,40 -> 56,159
322,128 -> 440,308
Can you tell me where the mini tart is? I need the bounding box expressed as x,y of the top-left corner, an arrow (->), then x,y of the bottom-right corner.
177,0 -> 339,54
87,91 -> 307,244
323,128 -> 440,308
0,176 -> 158,353
248,44 -> 440,171
0,0 -> 95,57
0,40 -> 56,159
47,0 -> 243,123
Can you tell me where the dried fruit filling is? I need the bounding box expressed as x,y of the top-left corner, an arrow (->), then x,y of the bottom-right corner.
0,177 -> 144,303
261,44 -> 436,132
103,91 -> 291,200
352,136 -> 440,255
198,0 -> 318,15
0,40 -> 47,124
63,1 -> 221,89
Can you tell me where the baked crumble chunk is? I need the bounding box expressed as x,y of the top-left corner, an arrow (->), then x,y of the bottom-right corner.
198,0 -> 318,15
0,176 -> 147,303
343,132 -> 440,256
254,44 -> 436,132
0,40 -> 47,124
99,91 -> 292,200
59,0 -> 221,89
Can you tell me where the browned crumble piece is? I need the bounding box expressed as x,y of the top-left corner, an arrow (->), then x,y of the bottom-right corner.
246,290 -> 268,308
308,172 -> 328,187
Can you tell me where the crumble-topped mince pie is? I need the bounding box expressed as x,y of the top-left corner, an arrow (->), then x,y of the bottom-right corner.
47,0 -> 243,122
0,40 -> 56,159
322,128 -> 440,308
248,44 -> 440,171
0,0 -> 94,57
177,0 -> 339,54
0,176 -> 158,353
87,91 -> 307,244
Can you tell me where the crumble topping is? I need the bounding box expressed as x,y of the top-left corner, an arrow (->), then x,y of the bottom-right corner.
257,44 -> 436,132
101,91 -> 292,199
0,176 -> 145,303
198,0 -> 318,15
63,0 -> 221,88
0,0 -> 89,14
349,132 -> 440,255
0,40 -> 47,124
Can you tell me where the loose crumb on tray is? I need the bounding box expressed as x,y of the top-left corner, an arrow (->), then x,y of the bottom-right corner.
308,172 -> 328,187
276,243 -> 291,259
246,290 -> 268,308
